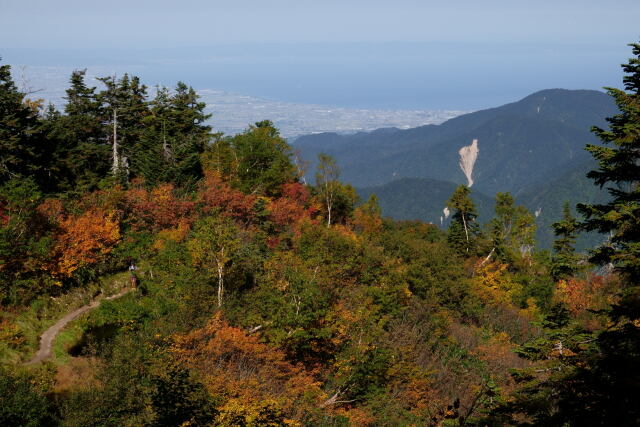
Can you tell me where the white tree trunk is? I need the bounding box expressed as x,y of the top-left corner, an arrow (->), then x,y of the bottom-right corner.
111,108 -> 120,176
480,247 -> 495,266
462,212 -> 470,252
162,120 -> 172,161
216,247 -> 225,307
217,262 -> 224,307
326,182 -> 334,227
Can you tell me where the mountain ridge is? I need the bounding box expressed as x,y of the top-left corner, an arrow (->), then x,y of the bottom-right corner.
295,88 -> 617,193
295,88 -> 617,248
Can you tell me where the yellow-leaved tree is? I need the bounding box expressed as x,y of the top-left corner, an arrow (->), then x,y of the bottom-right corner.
187,215 -> 241,307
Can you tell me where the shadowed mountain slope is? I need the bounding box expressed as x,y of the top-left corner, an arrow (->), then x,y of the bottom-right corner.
297,89 -> 618,249
295,89 -> 617,196
357,177 -> 494,226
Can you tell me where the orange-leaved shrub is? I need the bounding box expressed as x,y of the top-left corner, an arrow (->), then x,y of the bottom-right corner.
126,181 -> 194,231
170,313 -> 324,422
197,172 -> 257,223
46,208 -> 121,278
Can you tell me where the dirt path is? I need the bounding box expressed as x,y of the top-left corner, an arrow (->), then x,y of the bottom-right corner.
25,288 -> 132,365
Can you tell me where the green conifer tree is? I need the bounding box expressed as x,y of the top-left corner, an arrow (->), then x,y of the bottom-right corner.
136,86 -> 173,185
0,61 -> 45,185
96,74 -> 149,183
578,43 -> 640,284
551,202 -> 580,280
447,185 -> 479,255
161,82 -> 211,188
560,42 -> 640,424
492,41 -> 640,427
47,69 -> 109,191
126,82 -> 211,188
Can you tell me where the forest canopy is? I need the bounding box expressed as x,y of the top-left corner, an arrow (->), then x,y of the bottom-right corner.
1,41 -> 639,426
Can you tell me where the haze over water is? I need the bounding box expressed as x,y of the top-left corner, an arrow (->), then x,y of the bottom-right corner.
1,42 -> 631,111
1,1 -> 638,134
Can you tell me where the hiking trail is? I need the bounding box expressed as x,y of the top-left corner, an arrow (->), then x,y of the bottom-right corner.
25,287 -> 133,365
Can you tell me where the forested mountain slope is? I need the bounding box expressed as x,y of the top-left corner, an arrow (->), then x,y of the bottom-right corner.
295,89 -> 617,195
355,162 -> 610,249
6,63 -> 551,425
2,41 -> 640,426
357,177 -> 495,225
297,89 -> 616,248
518,158 -> 610,249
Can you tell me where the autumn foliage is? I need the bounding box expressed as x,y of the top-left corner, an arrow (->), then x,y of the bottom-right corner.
36,198 -> 65,222
152,219 -> 191,251
3,45 -> 640,427
555,275 -> 617,329
46,208 -> 121,278
198,172 -> 257,223
0,201 -> 8,226
171,313 -> 323,423
471,261 -> 523,306
126,181 -> 194,231
268,182 -> 318,232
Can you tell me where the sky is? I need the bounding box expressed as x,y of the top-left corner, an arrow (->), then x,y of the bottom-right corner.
1,1 -> 639,111
1,0 -> 638,48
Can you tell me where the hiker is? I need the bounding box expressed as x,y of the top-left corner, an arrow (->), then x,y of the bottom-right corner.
129,262 -> 138,288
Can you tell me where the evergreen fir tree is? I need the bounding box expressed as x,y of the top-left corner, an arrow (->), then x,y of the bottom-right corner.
134,86 -> 172,186
0,61 -> 45,185
447,185 -> 479,255
49,69 -> 109,191
561,42 -> 640,424
494,41 -> 640,427
165,82 -> 211,188
96,74 -> 149,183
551,202 -> 580,280
578,42 -> 640,284
135,82 -> 211,188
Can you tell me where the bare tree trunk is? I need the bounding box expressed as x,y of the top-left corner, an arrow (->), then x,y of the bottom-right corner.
292,150 -> 308,184
122,156 -> 130,184
480,247 -> 495,266
217,262 -> 224,307
321,391 -> 341,407
324,179 -> 333,227
216,247 -> 225,307
248,325 -> 263,334
461,212 -> 470,252
111,108 -> 120,176
162,120 -> 172,161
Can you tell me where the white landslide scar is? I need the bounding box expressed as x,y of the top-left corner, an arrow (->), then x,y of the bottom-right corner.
458,139 -> 479,187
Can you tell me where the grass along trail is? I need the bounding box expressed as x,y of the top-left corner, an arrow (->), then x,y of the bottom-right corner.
25,287 -> 133,365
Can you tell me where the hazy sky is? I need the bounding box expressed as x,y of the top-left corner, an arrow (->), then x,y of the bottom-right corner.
1,0 -> 638,48
1,1 -> 639,111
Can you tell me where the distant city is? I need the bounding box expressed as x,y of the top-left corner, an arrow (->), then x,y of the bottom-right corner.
13,65 -> 467,138
199,89 -> 467,138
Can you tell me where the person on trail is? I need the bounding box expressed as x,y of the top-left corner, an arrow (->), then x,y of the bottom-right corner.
129,262 -> 138,288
